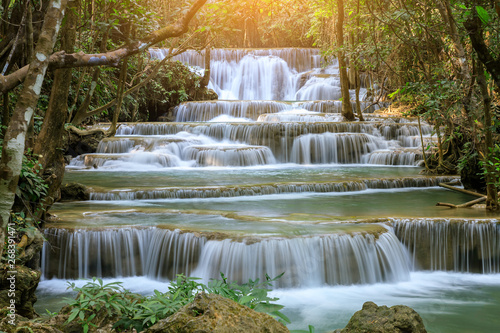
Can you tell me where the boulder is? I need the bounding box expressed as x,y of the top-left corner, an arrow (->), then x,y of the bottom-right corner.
334,301 -> 427,333
0,265 -> 41,319
145,293 -> 289,333
66,130 -> 104,157
0,314 -> 64,333
59,183 -> 90,201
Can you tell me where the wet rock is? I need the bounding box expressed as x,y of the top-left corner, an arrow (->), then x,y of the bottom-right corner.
334,301 -> 427,333
59,183 -> 90,201
145,292 -> 289,333
0,265 -> 41,319
66,130 -> 104,157
199,88 -> 218,101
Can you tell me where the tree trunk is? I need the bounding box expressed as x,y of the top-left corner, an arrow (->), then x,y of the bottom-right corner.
477,62 -> 499,210
34,0 -> 78,217
0,0 -> 68,259
354,0 -> 363,121
336,0 -> 355,121
107,55 -> 129,136
1,92 -> 9,135
200,46 -> 211,88
69,28 -> 109,126
25,0 -> 34,64
464,1 -> 500,90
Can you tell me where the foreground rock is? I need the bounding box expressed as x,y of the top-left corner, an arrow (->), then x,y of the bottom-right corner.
334,301 -> 427,333
0,265 -> 41,320
145,293 -> 289,333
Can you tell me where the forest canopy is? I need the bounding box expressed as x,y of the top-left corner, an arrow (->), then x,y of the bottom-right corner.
0,0 -> 500,260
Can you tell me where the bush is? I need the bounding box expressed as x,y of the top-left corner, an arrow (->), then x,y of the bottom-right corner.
64,273 -> 290,333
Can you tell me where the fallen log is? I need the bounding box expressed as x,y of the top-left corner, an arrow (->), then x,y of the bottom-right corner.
436,196 -> 487,208
438,182 -> 484,198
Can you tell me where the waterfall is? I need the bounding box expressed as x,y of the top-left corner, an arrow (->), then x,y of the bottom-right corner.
42,227 -> 410,287
175,100 -> 292,122
392,219 -> 500,273
88,176 -> 459,201
290,133 -> 386,164
183,144 -> 277,167
149,48 -> 322,73
41,228 -> 206,280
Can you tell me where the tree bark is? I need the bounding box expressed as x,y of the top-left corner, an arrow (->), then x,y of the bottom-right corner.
463,1 -> 500,90
200,46 -> 211,88
25,0 -> 35,64
0,0 -> 69,259
33,0 -> 78,216
336,0 -> 355,121
0,0 -> 208,94
477,62 -> 499,210
1,92 -> 9,135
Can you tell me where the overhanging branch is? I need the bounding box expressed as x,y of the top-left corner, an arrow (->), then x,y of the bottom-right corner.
0,0 -> 207,93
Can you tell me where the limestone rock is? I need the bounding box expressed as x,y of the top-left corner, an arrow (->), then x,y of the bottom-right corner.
335,301 -> 427,333
145,293 -> 289,333
66,130 -> 104,157
0,314 -> 64,333
59,183 -> 90,201
0,265 -> 41,319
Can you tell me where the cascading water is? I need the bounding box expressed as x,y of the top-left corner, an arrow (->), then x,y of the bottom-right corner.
42,227 -> 411,287
40,48 -> 500,333
392,218 -> 500,273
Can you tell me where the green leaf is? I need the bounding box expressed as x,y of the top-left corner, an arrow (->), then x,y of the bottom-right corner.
476,6 -> 490,24
238,295 -> 256,304
67,309 -> 79,323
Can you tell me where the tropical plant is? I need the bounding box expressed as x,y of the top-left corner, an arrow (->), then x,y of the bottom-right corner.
64,273 -> 290,332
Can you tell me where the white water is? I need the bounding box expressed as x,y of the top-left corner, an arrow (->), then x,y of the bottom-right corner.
41,48 -> 500,332
36,271 -> 500,332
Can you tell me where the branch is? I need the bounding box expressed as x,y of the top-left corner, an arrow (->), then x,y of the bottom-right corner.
436,196 -> 486,208
0,0 -> 207,93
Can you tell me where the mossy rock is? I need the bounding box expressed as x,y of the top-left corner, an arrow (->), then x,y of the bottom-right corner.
145,292 -> 289,333
335,301 -> 427,333
0,265 -> 41,319
59,183 -> 90,201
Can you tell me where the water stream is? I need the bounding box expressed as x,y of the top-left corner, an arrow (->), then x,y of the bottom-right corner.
38,48 -> 500,332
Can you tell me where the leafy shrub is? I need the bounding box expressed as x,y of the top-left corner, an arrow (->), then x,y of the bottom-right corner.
18,151 -> 49,204
65,273 -> 290,332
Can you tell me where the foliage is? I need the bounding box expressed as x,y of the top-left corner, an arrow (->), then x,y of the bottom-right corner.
64,278 -> 135,333
0,129 -> 48,207
1,212 -> 40,263
17,151 -> 49,205
137,61 -> 205,121
64,273 -> 290,332
480,144 -> 500,189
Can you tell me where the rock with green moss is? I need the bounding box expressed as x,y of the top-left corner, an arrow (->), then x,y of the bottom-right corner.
0,313 -> 64,333
334,301 -> 427,333
59,183 -> 90,201
0,265 -> 41,319
145,292 -> 289,333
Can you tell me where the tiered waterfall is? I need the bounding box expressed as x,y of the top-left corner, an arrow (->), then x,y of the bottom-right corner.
39,48 -> 500,333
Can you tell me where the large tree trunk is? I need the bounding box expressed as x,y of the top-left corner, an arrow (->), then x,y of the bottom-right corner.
34,0 -> 78,217
0,0 -> 69,259
464,1 -> 500,90
336,0 -> 355,121
477,62 -> 499,210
